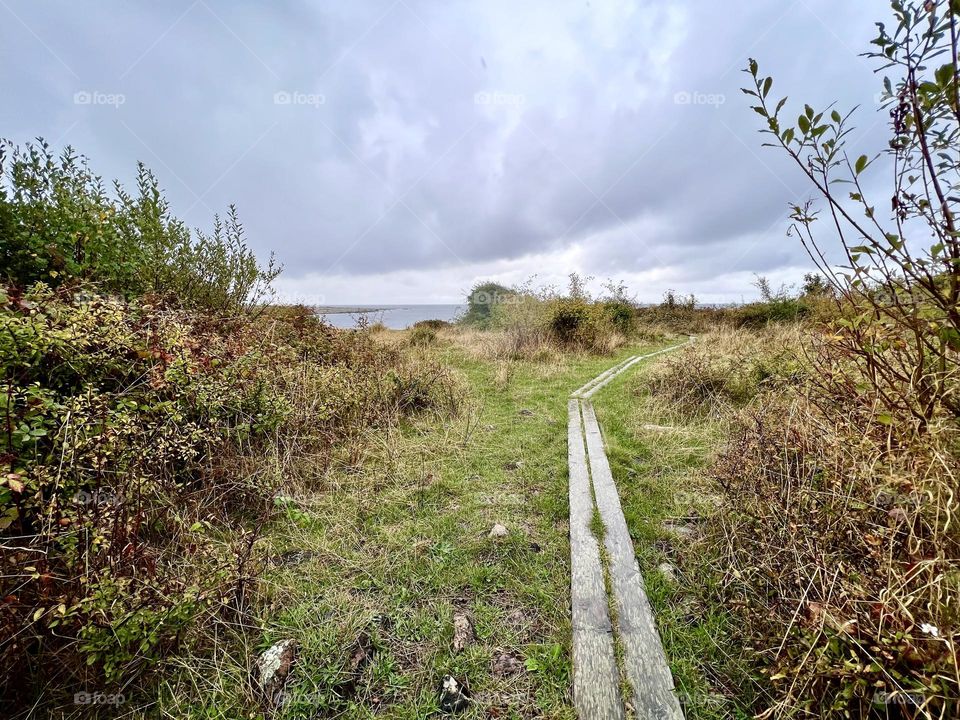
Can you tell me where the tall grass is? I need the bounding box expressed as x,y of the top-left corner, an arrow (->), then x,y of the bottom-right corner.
647,326 -> 959,717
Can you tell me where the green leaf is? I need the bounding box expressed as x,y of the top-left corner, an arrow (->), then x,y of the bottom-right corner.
831,110 -> 842,123
798,115 -> 811,134
854,154 -> 868,175
877,413 -> 893,425
762,76 -> 773,98
748,58 -> 758,76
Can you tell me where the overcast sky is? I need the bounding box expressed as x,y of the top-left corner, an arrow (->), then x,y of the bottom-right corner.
1,0 -> 889,304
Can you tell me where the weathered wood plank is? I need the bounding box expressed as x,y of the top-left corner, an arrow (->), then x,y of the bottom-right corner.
567,399 -> 624,720
581,400 -> 684,720
572,355 -> 637,398
581,341 -> 692,399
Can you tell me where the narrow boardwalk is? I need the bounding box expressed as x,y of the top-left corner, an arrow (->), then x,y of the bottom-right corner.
567,343 -> 690,720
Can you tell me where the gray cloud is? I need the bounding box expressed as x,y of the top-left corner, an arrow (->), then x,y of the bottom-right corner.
1,0 -> 890,301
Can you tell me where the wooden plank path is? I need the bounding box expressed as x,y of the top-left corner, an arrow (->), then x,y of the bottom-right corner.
567,342 -> 691,719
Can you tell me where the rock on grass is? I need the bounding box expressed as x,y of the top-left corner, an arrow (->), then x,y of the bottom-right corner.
452,612 -> 475,653
253,638 -> 297,707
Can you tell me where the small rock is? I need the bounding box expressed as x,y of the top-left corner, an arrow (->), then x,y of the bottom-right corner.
452,612 -> 475,653
502,461 -> 523,471
518,408 -> 534,416
439,674 -> 470,714
528,541 -> 542,553
491,652 -> 524,677
253,638 -> 297,706
488,523 -> 508,539
657,562 -> 678,584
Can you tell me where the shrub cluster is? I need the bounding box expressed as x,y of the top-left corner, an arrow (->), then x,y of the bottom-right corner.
650,328 -> 959,716
0,139 -> 463,711
0,139 -> 279,312
0,287 -> 458,705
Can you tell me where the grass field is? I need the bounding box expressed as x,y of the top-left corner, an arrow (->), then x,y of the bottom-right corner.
162,333 -> 687,718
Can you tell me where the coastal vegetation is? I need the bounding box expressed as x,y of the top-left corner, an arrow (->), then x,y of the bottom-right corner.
2,1 -> 958,718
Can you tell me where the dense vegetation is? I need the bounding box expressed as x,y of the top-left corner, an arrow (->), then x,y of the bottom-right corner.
634,2 -> 960,716
3,2 -> 958,717
0,142 -> 456,713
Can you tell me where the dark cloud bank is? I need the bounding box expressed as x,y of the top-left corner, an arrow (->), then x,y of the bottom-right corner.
1,0 -> 887,303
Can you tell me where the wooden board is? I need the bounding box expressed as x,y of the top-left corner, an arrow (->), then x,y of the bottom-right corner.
582,400 -> 684,720
567,399 -> 624,719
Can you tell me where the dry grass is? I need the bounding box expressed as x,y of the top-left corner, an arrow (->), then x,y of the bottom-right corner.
647,326 -> 960,717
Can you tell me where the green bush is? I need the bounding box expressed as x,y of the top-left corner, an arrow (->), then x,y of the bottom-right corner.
0,139 -> 279,312
0,284 -> 286,697
0,288 -> 461,704
459,281 -> 513,327
547,298 -> 590,344
601,301 -> 634,333
545,298 -> 620,351
731,297 -> 809,327
408,324 -> 438,346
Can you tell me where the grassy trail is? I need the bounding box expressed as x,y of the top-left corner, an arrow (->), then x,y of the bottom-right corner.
171,337 -> 707,719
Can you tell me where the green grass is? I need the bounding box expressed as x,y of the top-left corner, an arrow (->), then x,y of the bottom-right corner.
158,333 -> 766,719
590,356 -> 760,719
161,336 -> 668,718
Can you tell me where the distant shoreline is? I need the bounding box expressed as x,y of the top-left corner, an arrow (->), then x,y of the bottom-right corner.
314,305 -> 407,315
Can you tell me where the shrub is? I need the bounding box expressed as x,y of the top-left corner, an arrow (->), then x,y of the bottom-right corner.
601,301 -> 634,334
408,324 -> 438,346
645,327 -> 801,417
0,284 -> 284,699
412,319 -> 450,330
0,287 -> 461,708
459,281 -> 513,327
730,297 -> 808,327
0,139 -> 279,312
547,297 -> 591,345
707,344 -> 959,716
746,2 -> 960,425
